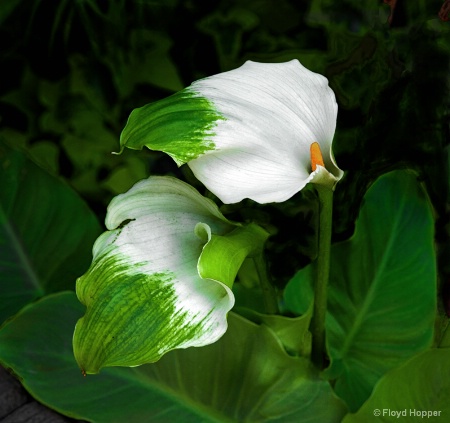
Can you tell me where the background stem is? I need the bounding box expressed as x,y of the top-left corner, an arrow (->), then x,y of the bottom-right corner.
253,254 -> 279,315
311,185 -> 334,369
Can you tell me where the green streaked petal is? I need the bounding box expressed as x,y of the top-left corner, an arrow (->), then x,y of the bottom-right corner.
74,247 -> 233,373
73,176 -> 237,373
120,88 -> 223,166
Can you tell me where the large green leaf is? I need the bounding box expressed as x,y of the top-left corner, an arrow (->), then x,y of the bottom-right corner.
0,292 -> 347,423
0,141 -> 101,324
284,171 -> 436,411
342,349 -> 450,423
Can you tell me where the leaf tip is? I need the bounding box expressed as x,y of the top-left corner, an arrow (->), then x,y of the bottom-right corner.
111,146 -> 124,155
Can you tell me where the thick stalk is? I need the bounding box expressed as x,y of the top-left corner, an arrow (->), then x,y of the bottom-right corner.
253,254 -> 279,315
310,184 -> 334,368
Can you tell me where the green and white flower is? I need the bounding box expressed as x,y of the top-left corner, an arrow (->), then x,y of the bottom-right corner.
73,176 -> 268,373
120,60 -> 343,204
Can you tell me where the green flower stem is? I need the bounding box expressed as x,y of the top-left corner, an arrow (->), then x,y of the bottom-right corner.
253,254 -> 279,315
311,184 -> 334,369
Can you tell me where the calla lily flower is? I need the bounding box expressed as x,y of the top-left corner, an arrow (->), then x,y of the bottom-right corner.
120,59 -> 343,204
73,176 -> 268,373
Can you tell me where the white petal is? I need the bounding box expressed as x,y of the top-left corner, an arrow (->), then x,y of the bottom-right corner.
187,60 -> 342,203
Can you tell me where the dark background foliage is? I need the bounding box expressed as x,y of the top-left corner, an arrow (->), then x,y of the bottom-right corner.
1,0 -> 449,299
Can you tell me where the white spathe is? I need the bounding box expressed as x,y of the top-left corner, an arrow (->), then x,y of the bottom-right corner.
102,176 -> 236,350
187,60 -> 343,203
74,176 -> 238,370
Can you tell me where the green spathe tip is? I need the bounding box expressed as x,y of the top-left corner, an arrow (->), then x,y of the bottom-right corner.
120,88 -> 223,165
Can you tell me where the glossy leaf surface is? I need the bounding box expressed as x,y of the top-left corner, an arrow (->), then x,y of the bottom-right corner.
284,171 -> 436,411
342,349 -> 450,422
0,292 -> 347,423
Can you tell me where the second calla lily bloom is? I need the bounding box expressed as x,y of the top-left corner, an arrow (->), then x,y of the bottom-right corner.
120,60 -> 343,204
73,176 -> 269,373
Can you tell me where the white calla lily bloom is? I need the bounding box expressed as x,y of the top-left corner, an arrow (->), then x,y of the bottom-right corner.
121,60 -> 343,204
73,176 -> 240,372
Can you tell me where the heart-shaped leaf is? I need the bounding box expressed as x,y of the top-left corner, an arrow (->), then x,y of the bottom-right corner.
284,171 -> 436,411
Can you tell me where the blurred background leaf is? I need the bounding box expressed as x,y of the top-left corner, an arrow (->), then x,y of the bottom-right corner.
1,0 -> 448,233
0,140 -> 101,324
2,0 -> 447,322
